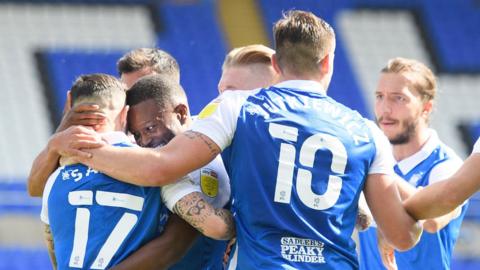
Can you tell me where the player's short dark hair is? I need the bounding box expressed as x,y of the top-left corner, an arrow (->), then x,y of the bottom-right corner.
273,10 -> 335,76
117,48 -> 180,83
126,74 -> 187,111
70,73 -> 126,109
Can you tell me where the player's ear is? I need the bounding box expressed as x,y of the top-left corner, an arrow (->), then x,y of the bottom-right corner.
174,104 -> 189,125
423,99 -> 433,117
271,53 -> 283,75
63,90 -> 72,115
120,105 -> 129,130
318,53 -> 332,75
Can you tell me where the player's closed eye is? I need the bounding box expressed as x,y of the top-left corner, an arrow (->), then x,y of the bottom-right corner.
393,95 -> 407,103
145,124 -> 157,134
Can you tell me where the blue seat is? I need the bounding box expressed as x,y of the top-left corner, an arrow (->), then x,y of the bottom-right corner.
42,50 -> 124,123
155,1 -> 228,114
451,257 -> 480,270
420,1 -> 480,72
0,181 -> 41,215
0,247 -> 51,270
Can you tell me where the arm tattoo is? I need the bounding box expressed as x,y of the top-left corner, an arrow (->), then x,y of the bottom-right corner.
173,192 -> 208,234
173,192 -> 235,239
215,208 -> 236,239
44,224 -> 58,270
183,131 -> 220,157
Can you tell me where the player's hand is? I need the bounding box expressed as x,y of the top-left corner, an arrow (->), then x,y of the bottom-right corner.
355,205 -> 373,231
378,230 -> 398,270
56,92 -> 106,132
49,126 -> 105,159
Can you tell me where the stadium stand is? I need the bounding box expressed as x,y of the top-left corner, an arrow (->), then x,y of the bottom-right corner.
40,50 -> 124,124
155,0 -> 228,114
0,0 -> 479,269
0,248 -> 50,270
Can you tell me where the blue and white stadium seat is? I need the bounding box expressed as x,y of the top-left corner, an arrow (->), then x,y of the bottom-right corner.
0,1 -> 478,269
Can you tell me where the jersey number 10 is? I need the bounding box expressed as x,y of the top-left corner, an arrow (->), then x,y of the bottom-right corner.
269,123 -> 347,210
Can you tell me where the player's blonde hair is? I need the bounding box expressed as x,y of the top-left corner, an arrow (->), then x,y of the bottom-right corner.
222,44 -> 274,71
382,57 -> 437,102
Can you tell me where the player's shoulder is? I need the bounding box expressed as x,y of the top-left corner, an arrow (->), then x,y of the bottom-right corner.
473,137 -> 480,154
102,131 -> 135,147
427,138 -> 463,184
205,154 -> 226,170
218,88 -> 262,105
187,155 -> 227,180
434,134 -> 463,165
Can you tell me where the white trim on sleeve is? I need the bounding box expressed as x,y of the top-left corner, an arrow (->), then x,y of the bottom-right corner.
40,168 -> 62,224
428,158 -> 463,185
161,174 -> 200,211
473,138 -> 480,154
366,121 -> 395,175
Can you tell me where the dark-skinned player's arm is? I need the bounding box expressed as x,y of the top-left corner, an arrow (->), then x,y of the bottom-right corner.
28,92 -> 106,196
111,214 -> 198,270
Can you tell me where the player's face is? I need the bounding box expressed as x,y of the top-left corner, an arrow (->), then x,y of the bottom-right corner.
374,73 -> 425,145
127,99 -> 182,148
218,64 -> 277,94
121,67 -> 154,89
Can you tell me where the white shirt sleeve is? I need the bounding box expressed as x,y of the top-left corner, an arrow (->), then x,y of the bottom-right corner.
428,158 -> 463,185
161,155 -> 231,211
161,174 -> 200,212
40,168 -> 62,224
190,90 -> 255,150
473,138 -> 480,154
203,155 -> 231,208
366,121 -> 396,175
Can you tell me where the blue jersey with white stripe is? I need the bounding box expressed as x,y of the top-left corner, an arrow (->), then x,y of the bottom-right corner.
192,80 -> 394,269
45,133 -> 167,270
359,132 -> 467,270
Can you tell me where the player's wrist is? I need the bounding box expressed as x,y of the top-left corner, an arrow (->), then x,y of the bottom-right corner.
47,133 -> 63,155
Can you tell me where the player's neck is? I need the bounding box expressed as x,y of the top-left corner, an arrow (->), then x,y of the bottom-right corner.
392,127 -> 431,162
278,71 -> 327,89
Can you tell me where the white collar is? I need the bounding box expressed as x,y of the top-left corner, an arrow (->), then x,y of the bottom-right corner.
101,131 -> 132,145
274,80 -> 326,95
396,129 -> 440,174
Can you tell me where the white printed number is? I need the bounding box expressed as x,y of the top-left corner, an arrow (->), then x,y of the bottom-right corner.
68,190 -> 144,269
269,123 -> 347,210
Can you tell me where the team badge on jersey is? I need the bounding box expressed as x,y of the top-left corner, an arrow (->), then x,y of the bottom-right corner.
200,168 -> 218,198
198,99 -> 221,119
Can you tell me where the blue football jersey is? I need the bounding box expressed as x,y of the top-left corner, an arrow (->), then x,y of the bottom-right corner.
168,236 -> 228,270
192,80 -> 395,269
42,132 -> 167,270
359,130 -> 467,270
